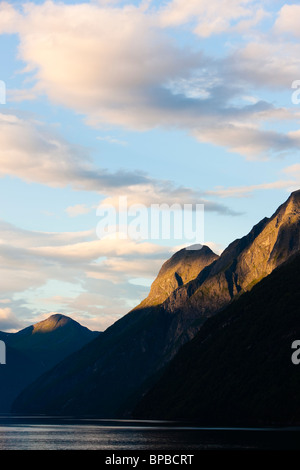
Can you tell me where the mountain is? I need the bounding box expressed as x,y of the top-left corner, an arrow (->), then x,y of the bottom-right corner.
12,191 -> 300,418
163,189 -> 300,320
134,252 -> 300,426
12,245 -> 219,417
0,314 -> 99,412
135,245 -> 218,308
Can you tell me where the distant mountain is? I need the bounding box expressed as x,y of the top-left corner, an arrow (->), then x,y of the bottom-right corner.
134,252 -> 300,426
0,314 -> 99,412
12,191 -> 300,419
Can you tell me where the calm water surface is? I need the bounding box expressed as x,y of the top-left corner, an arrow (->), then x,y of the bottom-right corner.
0,416 -> 299,450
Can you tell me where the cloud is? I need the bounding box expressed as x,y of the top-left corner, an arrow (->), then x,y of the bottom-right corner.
224,40 -> 300,90
158,0 -> 264,37
193,121 -> 300,160
0,220 -> 96,247
0,1 -> 297,160
98,183 -> 237,214
3,1 -> 201,129
0,1 -> 22,34
283,163 -> 300,186
30,237 -> 168,263
97,136 -> 128,146
86,256 -> 164,283
208,180 -> 297,198
65,204 -> 94,218
0,112 -> 235,214
275,4 -> 300,37
0,112 -> 150,192
0,219 -> 169,276
0,306 -> 24,332
0,219 -> 174,329
207,163 -> 300,199
0,210 -> 233,330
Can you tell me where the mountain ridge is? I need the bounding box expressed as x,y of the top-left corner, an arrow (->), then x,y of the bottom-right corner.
12,190 -> 300,418
163,190 -> 300,321
134,250 -> 300,425
134,245 -> 219,309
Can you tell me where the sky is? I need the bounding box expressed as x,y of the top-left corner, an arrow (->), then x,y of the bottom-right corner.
0,0 -> 300,332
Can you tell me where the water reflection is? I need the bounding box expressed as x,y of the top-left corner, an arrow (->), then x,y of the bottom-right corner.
0,416 -> 299,450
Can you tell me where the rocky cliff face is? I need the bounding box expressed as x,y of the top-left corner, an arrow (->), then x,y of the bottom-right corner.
163,190 -> 300,321
134,250 -> 300,426
136,245 -> 219,309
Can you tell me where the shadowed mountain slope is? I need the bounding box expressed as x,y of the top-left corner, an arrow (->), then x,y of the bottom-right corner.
12,246 -> 220,416
134,252 -> 300,426
0,314 -> 99,412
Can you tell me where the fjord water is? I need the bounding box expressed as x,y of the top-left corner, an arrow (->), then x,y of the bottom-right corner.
0,416 -> 299,450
